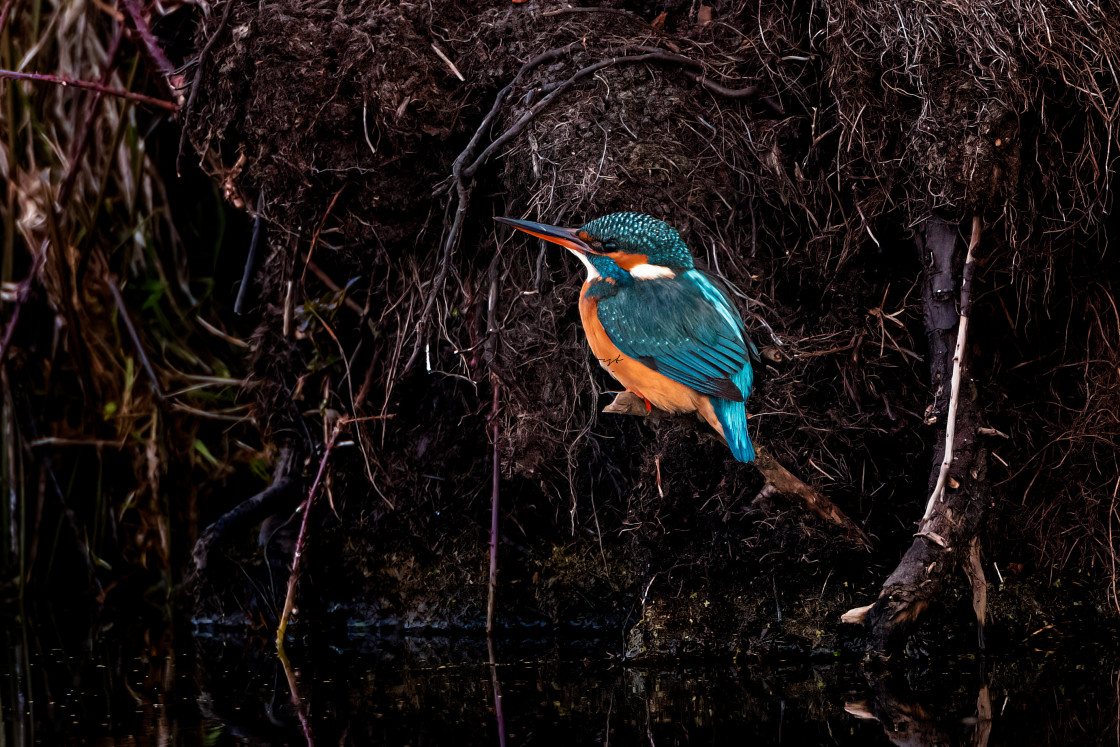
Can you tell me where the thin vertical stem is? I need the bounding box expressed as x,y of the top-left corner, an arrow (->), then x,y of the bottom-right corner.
117,0 -> 177,91
107,276 -> 164,400
276,644 -> 315,746
0,239 -> 47,364
276,421 -> 342,649
487,638 -> 508,747
486,375 -> 501,639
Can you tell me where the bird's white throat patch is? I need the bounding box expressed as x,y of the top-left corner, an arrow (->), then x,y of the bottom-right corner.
629,263 -> 675,280
568,248 -> 600,280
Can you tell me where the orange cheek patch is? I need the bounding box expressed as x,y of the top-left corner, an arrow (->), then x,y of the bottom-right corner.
608,252 -> 649,270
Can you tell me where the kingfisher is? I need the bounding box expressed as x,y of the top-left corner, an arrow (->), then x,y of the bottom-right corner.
496,212 -> 758,462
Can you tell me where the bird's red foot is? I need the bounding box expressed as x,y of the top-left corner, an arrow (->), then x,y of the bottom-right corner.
628,389 -> 653,412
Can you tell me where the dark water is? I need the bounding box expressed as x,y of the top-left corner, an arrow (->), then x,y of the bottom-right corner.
2,610 -> 1118,746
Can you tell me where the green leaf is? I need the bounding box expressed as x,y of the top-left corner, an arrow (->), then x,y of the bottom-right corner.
193,439 -> 220,468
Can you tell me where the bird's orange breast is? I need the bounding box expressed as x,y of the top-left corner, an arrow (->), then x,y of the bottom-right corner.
578,283 -> 724,437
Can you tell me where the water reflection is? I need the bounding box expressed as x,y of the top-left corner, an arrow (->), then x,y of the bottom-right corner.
1,610 -> 1118,745
844,680 -> 993,746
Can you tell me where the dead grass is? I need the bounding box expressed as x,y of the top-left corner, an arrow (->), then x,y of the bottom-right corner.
0,0 -> 260,598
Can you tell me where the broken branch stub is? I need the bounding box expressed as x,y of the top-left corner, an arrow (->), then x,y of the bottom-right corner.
603,392 -> 870,547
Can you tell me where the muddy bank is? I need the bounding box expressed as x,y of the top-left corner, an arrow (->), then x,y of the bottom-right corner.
177,0 -> 1120,653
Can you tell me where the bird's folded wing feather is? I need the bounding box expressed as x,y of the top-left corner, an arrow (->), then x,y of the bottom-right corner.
597,271 -> 749,401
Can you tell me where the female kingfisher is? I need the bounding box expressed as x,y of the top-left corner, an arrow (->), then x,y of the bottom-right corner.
496,212 -> 758,463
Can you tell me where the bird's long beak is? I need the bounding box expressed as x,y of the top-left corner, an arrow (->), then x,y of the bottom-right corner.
495,217 -> 594,254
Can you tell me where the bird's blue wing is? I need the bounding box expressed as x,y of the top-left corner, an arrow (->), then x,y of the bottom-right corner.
597,270 -> 752,402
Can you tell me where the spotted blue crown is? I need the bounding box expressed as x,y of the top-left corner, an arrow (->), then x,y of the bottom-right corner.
580,213 -> 694,270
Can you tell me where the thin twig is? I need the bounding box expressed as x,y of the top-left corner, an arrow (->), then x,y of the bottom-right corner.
59,28 -> 124,204
177,0 -> 235,174
466,51 -> 698,179
301,185 -> 346,285
431,43 -> 465,82
922,216 -> 981,523
486,639 -> 508,747
405,44 -> 579,373
304,259 -> 364,315
0,68 -> 177,110
0,240 -> 49,364
30,437 -> 126,448
196,315 -> 249,347
118,0 -> 178,97
486,374 -> 501,637
276,420 -> 343,647
0,0 -> 15,35
1110,476 -> 1119,617
276,645 -> 316,747
235,191 -> 266,315
107,276 -> 165,400
681,70 -> 753,96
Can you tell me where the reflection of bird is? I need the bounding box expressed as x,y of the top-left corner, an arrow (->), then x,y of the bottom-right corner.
496,212 -> 758,462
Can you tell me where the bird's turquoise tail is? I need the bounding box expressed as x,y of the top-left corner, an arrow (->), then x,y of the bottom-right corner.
711,367 -> 755,463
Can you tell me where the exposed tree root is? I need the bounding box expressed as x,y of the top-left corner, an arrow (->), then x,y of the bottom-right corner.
188,449 -> 299,574
845,216 -> 990,648
405,42 -> 580,373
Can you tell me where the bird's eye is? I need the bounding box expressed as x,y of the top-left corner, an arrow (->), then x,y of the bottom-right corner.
602,239 -> 618,252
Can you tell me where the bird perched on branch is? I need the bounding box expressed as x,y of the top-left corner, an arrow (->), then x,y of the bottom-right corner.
496,212 -> 758,462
